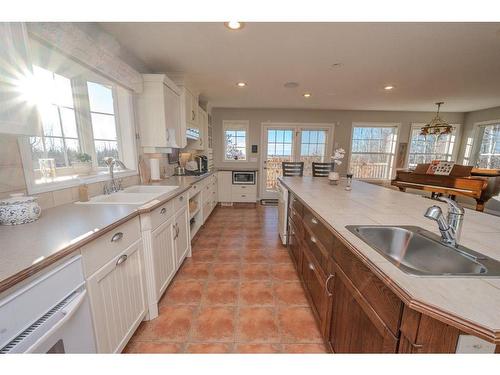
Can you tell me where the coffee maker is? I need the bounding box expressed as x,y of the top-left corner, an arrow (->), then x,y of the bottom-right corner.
194,155 -> 208,173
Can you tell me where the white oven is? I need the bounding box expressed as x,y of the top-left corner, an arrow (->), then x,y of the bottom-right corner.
232,171 -> 256,185
0,256 -> 96,353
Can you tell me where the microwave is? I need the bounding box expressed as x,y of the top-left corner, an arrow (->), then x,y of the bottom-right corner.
232,171 -> 256,185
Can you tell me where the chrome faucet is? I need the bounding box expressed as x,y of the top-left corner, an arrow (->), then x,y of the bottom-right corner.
424,197 -> 464,247
103,157 -> 127,194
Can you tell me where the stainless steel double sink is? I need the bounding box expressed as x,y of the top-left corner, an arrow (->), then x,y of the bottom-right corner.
345,225 -> 500,277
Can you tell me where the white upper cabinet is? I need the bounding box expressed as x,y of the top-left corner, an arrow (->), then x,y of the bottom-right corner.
184,88 -> 198,127
0,23 -> 41,136
137,74 -> 186,150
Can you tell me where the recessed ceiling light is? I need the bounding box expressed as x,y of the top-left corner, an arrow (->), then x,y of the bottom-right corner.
303,93 -> 312,98
225,21 -> 244,30
284,82 -> 299,88
236,82 -> 247,87
384,85 -> 394,90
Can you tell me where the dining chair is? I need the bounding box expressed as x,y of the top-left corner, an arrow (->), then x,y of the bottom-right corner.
282,162 -> 304,177
312,162 -> 333,177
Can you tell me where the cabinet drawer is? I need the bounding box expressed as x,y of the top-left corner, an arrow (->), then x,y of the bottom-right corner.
303,205 -> 334,251
150,200 -> 174,230
173,192 -> 187,212
289,194 -> 303,216
231,185 -> 256,202
301,248 -> 333,336
303,226 -> 330,275
288,220 -> 303,271
82,217 -> 141,278
332,238 -> 403,335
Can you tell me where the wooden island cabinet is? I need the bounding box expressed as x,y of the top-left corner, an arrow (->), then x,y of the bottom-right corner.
286,191 -> 499,354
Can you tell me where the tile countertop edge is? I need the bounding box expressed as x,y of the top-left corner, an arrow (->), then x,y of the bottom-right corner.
278,176 -> 500,344
0,172 -> 215,295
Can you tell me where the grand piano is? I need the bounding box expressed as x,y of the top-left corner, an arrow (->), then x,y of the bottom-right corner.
391,163 -> 500,212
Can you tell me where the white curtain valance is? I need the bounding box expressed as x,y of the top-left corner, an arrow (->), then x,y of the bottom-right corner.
27,23 -> 143,93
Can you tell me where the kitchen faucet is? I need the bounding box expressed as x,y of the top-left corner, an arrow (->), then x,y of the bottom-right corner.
103,157 -> 127,194
424,197 -> 464,247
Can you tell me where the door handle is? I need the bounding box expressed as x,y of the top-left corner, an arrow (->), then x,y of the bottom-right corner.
116,254 -> 128,266
325,274 -> 334,296
111,232 -> 123,242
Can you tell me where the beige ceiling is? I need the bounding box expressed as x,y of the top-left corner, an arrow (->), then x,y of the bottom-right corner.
99,22 -> 500,112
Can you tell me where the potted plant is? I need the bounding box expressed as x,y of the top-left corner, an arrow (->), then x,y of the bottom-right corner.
72,153 -> 93,175
329,148 -> 346,185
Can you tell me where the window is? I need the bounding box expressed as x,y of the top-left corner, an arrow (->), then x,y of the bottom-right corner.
407,124 -> 458,168
349,124 -> 398,179
223,120 -> 248,161
475,123 -> 500,169
18,38 -> 138,194
87,81 -> 119,167
299,129 -> 328,176
30,66 -> 80,170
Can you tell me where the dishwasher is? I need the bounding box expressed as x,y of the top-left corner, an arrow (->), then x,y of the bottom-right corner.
0,255 -> 96,353
277,179 -> 289,245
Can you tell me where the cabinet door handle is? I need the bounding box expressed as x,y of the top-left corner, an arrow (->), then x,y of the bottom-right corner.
173,223 -> 178,239
241,194 -> 246,197
160,207 -> 167,215
116,254 -> 128,266
310,236 -> 317,244
308,262 -> 315,271
325,274 -> 334,296
179,195 -> 184,201
311,217 -> 318,225
111,232 -> 123,242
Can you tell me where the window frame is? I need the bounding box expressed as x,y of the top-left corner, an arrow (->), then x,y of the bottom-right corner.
18,45 -> 138,194
406,123 -> 461,169
223,120 -> 249,162
348,122 -> 400,180
468,119 -> 500,168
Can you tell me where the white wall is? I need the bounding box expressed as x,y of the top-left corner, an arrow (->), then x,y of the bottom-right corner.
212,107 -> 465,175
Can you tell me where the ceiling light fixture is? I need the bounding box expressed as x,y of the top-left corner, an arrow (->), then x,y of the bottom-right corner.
420,102 -> 453,138
384,85 -> 394,90
225,21 -> 244,30
236,82 -> 247,87
303,93 -> 312,98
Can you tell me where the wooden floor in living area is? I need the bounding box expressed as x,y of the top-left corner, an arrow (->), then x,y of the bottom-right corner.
124,205 -> 327,353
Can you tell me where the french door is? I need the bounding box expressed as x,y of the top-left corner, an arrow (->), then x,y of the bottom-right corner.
260,123 -> 333,199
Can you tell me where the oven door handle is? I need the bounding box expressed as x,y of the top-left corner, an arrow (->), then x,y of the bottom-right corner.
25,289 -> 88,353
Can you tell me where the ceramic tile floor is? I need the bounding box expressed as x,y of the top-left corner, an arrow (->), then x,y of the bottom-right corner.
124,205 -> 327,353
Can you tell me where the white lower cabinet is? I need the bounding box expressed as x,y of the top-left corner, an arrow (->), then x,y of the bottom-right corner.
87,240 -> 147,353
151,218 -> 176,301
174,206 -> 190,267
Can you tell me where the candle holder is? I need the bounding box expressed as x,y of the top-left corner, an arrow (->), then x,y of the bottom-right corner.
345,173 -> 353,191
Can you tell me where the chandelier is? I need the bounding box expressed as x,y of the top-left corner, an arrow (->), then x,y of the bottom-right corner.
420,102 -> 453,138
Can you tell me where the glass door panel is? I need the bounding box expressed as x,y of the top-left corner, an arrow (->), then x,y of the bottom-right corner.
299,129 -> 328,176
264,128 -> 295,196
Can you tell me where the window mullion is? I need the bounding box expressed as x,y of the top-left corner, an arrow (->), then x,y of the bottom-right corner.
72,77 -> 96,167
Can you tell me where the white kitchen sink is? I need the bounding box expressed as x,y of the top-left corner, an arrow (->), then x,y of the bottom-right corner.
122,185 -> 179,194
76,192 -> 160,205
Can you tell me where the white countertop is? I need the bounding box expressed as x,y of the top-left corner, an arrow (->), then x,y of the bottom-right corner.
0,172 -> 215,294
279,176 -> 500,343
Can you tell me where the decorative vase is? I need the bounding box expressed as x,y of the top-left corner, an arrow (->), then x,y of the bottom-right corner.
0,194 -> 41,225
72,161 -> 93,176
328,171 -> 340,185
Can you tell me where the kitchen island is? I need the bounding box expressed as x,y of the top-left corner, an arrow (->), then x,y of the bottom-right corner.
279,176 -> 500,353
